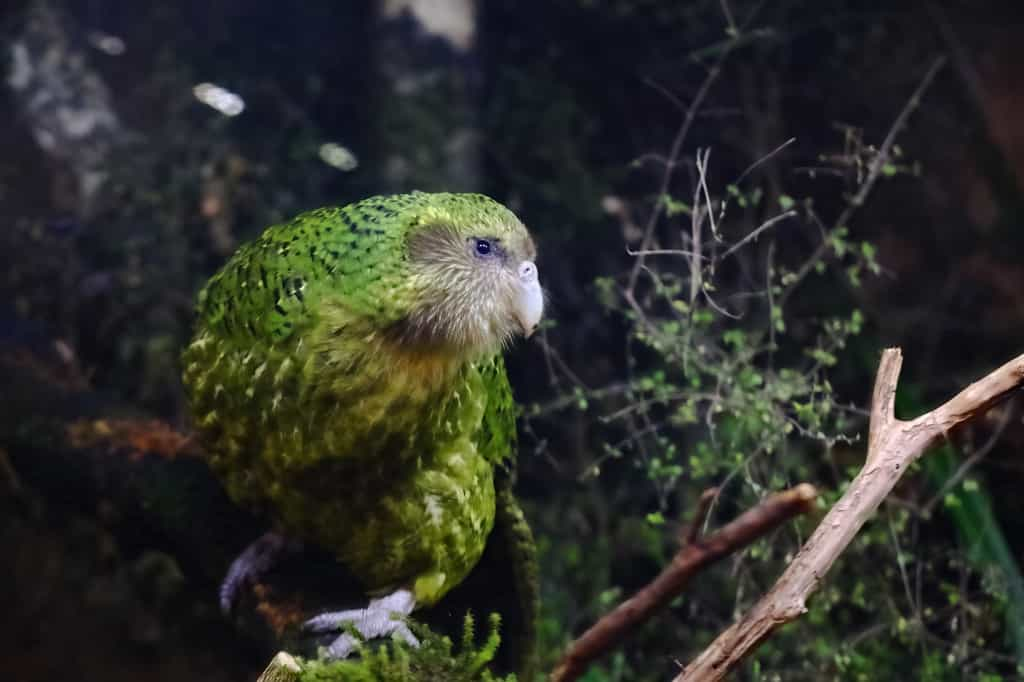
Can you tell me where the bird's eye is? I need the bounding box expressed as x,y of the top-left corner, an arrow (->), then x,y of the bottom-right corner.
475,239 -> 492,256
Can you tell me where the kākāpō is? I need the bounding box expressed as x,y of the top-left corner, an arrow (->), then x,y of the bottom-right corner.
181,192 -> 543,658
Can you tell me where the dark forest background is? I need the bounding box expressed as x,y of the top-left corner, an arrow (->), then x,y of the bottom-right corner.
2,1 -> 1024,680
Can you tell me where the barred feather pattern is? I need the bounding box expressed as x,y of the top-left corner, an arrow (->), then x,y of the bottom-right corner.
181,193 -> 526,605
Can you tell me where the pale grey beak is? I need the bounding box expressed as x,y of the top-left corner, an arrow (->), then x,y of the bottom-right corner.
515,261 -> 543,337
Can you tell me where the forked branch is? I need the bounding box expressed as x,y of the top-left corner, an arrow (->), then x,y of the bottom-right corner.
551,484 -> 818,682
677,348 -> 1024,680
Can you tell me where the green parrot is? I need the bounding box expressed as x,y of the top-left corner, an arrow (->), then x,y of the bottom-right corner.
181,192 -> 543,658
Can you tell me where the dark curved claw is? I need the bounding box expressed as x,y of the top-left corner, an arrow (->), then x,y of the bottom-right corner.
220,531 -> 302,614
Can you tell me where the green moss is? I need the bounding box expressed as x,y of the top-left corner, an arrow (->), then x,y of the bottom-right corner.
298,613 -> 514,682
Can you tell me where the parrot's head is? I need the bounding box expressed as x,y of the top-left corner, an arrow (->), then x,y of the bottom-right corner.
400,193 -> 544,356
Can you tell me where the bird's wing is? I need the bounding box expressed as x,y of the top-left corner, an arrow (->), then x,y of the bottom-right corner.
192,204 -> 407,345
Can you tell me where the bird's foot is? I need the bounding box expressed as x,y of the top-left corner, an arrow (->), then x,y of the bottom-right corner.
220,531 -> 302,614
303,588 -> 419,659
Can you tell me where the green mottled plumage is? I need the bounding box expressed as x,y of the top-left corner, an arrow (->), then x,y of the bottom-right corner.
182,192 -> 534,606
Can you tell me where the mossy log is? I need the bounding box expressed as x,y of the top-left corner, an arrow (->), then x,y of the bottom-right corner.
0,331 -> 538,679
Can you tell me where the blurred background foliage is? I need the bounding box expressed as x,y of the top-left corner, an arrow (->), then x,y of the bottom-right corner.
3,0 -> 1024,680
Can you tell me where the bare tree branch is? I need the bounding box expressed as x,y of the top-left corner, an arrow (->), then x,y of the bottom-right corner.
778,58 -> 945,309
626,7 -> 764,295
550,484 -> 818,682
676,348 -> 1024,681
684,486 -> 721,546
718,209 -> 796,261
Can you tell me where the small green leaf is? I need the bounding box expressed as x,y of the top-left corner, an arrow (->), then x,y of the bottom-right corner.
661,194 -> 692,217
646,512 -> 666,526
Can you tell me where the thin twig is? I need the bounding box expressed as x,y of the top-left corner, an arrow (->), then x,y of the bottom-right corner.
696,148 -> 720,241
529,383 -> 633,417
684,487 -> 721,545
627,36 -> 742,295
886,507 -> 919,623
644,77 -> 688,113
733,137 -> 797,188
719,210 -> 796,261
700,286 -> 742,320
778,58 -> 946,309
920,397 -> 1018,516
718,0 -> 736,35
626,247 -> 708,260
690,155 -> 707,306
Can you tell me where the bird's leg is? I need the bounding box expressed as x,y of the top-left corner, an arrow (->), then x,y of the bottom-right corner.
220,531 -> 302,614
303,588 -> 419,659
